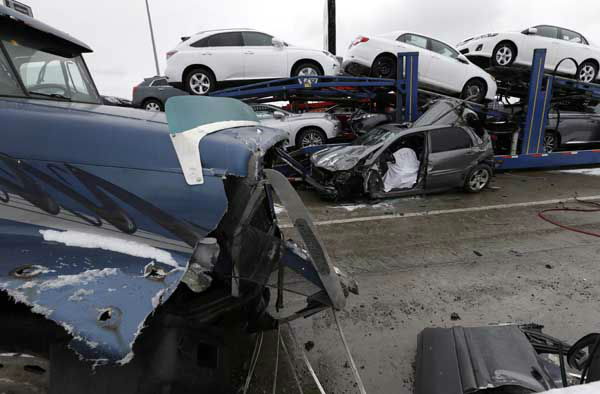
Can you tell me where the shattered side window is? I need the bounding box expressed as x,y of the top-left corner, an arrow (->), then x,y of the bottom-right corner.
413,101 -> 459,127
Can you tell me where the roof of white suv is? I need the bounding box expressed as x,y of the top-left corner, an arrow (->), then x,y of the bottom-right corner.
193,28 -> 258,36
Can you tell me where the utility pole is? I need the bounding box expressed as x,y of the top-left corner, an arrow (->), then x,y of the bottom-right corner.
327,0 -> 336,55
145,0 -> 160,76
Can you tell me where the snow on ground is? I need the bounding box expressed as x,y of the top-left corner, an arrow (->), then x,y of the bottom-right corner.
544,382 -> 600,393
558,168 -> 600,176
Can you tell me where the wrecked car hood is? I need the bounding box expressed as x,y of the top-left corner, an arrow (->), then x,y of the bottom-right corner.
311,144 -> 383,171
0,97 -> 286,364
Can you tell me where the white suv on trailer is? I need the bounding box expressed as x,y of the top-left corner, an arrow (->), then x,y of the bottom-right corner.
165,28 -> 341,95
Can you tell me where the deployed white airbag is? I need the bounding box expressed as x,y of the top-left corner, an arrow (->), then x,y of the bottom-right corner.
382,148 -> 420,192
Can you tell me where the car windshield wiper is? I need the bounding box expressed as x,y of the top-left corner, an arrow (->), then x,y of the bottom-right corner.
27,91 -> 72,101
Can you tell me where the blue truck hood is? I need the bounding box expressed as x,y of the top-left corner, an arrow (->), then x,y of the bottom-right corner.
0,97 -> 286,364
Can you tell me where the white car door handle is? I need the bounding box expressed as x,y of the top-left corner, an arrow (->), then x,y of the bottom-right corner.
201,52 -> 212,56
244,51 -> 255,55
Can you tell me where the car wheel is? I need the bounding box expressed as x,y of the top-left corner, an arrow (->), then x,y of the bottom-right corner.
464,164 -> 492,193
461,79 -> 487,103
185,68 -> 215,95
577,61 -> 598,83
292,62 -> 322,84
543,131 -> 559,153
143,99 -> 163,112
296,128 -> 327,148
492,42 -> 516,67
371,55 -> 397,79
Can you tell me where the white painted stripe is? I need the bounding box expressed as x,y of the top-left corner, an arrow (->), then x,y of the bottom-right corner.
279,195 -> 600,228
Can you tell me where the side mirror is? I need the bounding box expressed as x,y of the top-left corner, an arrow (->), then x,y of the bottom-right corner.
457,54 -> 469,64
272,37 -> 284,48
273,111 -> 285,119
527,27 -> 538,35
571,37 -> 582,44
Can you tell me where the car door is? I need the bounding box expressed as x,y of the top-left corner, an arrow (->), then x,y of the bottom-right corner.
200,32 -> 245,81
150,78 -> 182,102
396,34 -> 432,86
555,109 -> 593,146
426,127 -> 476,189
426,38 -> 469,94
242,31 -> 287,80
556,28 -> 590,75
590,105 -> 600,143
522,26 -> 560,69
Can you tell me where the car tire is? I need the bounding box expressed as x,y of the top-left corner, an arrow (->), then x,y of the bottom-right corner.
464,164 -> 492,193
142,99 -> 163,112
371,54 -> 397,79
461,79 -> 488,103
292,62 -> 322,84
296,128 -> 327,148
185,67 -> 216,95
577,61 -> 598,83
491,42 -> 517,67
543,131 -> 560,153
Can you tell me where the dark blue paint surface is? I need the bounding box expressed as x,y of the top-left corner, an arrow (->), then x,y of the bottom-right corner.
0,96 -> 286,362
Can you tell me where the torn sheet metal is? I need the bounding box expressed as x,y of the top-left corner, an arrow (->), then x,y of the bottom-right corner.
0,153 -> 226,363
265,169 -> 346,310
416,325 -> 557,394
0,219 -> 189,364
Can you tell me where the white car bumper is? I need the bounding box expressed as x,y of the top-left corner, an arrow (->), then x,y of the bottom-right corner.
456,39 -> 495,61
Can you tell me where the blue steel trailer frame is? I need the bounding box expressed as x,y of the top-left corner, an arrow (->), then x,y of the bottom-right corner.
495,48 -> 600,170
211,52 -> 421,123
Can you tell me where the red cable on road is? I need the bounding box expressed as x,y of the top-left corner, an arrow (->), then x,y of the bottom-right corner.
538,199 -> 600,238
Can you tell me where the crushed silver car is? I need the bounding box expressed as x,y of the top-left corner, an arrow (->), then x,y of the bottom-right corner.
309,99 -> 495,200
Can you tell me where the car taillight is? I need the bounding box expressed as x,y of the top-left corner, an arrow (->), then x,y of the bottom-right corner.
350,36 -> 369,48
166,50 -> 177,60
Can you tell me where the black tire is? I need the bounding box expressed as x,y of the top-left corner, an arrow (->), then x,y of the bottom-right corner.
577,61 -> 598,83
184,67 -> 216,95
371,55 -> 397,79
142,98 -> 163,112
491,42 -> 517,67
295,128 -> 327,148
464,164 -> 492,193
461,79 -> 488,103
543,131 -> 559,153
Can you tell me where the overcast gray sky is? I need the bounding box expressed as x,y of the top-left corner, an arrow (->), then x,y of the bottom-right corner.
24,0 -> 600,98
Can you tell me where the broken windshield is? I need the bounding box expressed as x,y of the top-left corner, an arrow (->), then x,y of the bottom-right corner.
413,100 -> 461,127
355,126 -> 399,146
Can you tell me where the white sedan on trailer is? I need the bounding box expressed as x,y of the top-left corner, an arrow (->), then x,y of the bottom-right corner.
165,28 -> 341,95
457,25 -> 600,83
251,104 -> 341,148
342,31 -> 497,103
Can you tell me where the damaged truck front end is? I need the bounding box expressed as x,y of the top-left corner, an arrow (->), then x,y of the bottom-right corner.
0,9 -> 355,392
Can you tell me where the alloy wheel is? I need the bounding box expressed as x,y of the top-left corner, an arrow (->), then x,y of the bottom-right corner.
189,73 -> 211,95
301,131 -> 325,147
495,46 -> 513,66
145,102 -> 161,111
465,84 -> 482,101
579,65 -> 596,83
297,67 -> 319,85
544,133 -> 556,153
469,169 -> 489,191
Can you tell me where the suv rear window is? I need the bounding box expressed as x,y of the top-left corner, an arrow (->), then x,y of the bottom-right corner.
430,127 -> 472,153
243,32 -> 273,46
206,32 -> 243,47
